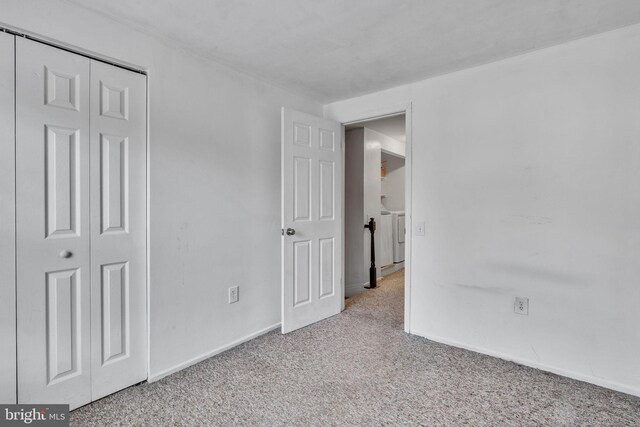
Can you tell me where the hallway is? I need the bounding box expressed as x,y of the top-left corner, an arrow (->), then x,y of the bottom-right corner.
71,270 -> 639,426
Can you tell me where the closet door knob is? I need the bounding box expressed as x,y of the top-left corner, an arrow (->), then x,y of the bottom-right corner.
59,250 -> 73,259
286,228 -> 296,236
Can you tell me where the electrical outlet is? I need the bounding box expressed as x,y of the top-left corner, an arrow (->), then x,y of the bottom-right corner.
514,297 -> 528,315
229,286 -> 239,304
415,222 -> 425,236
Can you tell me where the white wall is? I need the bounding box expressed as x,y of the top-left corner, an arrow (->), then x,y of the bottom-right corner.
344,129 -> 366,295
325,24 -> 640,397
1,0 -> 322,380
381,152 -> 405,212
379,135 -> 405,158
363,129 -> 382,285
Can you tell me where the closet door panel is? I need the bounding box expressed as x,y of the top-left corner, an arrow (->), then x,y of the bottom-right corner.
16,38 -> 91,409
0,32 -> 16,405
90,60 -> 147,399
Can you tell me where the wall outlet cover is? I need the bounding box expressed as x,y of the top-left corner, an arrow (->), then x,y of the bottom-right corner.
514,297 -> 529,315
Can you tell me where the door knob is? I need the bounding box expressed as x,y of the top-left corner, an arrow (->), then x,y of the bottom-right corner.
59,250 -> 73,259
286,228 -> 296,236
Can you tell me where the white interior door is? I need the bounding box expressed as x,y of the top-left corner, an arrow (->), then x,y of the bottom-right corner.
16,38 -> 92,409
89,60 -> 147,400
281,108 -> 343,333
0,31 -> 16,405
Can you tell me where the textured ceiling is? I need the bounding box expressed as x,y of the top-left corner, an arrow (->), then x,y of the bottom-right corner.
67,0 -> 640,102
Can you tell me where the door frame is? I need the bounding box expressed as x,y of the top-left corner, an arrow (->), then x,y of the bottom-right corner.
0,24 -> 152,389
0,30 -> 16,404
334,103 -> 413,334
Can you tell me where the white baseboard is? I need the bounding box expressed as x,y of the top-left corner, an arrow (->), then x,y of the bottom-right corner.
381,262 -> 404,277
345,282 -> 367,297
148,322 -> 281,383
363,277 -> 384,287
410,329 -> 640,398
345,277 -> 384,297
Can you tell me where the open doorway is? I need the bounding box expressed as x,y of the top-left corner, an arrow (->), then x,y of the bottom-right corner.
280,105 -> 411,335
343,114 -> 407,303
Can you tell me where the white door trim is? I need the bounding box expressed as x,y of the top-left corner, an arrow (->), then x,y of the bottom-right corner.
0,30 -> 16,405
334,102 -> 413,334
0,23 -> 147,74
144,68 -> 152,384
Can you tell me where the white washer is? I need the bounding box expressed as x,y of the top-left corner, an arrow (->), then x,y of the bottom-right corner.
378,211 -> 394,267
391,211 -> 405,263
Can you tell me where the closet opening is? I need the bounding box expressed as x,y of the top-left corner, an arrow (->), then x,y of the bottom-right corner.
0,33 -> 149,410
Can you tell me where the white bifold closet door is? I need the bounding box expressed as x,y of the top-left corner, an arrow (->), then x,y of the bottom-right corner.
89,60 -> 147,401
15,38 -> 146,409
16,38 -> 92,408
0,31 -> 17,405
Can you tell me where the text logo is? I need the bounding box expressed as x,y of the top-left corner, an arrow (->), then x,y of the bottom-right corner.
0,405 -> 69,427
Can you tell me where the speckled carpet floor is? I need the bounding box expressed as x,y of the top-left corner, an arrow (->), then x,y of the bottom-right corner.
71,269 -> 640,426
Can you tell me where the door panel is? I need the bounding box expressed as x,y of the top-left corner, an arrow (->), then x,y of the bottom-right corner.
101,262 -> 128,364
45,269 -> 82,384
100,134 -> 128,233
293,240 -> 312,306
45,126 -> 81,237
16,38 -> 92,409
319,161 -> 335,221
90,60 -> 147,400
282,108 -> 343,333
0,31 -> 16,405
293,157 -> 312,221
319,237 -> 335,299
